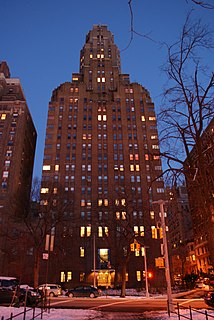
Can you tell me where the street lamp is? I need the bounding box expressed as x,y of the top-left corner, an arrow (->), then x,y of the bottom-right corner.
153,200 -> 174,313
142,246 -> 149,298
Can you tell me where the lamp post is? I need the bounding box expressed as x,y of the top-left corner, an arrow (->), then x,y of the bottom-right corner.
93,234 -> 96,287
143,246 -> 149,298
153,200 -> 174,313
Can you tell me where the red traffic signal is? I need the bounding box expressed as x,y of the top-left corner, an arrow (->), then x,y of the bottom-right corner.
148,272 -> 153,279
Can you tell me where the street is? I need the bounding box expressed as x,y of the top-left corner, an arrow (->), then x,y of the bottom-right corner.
48,295 -> 209,313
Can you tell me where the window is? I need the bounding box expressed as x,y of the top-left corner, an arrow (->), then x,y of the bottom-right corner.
157,188 -> 165,193
80,247 -> 85,257
150,211 -> 155,219
43,165 -> 51,171
41,188 -> 49,194
136,271 -> 141,281
149,116 -> 156,121
1,114 -> 6,120
80,227 -> 85,237
2,171 -> 9,178
67,272 -> 72,281
151,226 -> 158,239
80,272 -> 85,282
152,145 -> 159,150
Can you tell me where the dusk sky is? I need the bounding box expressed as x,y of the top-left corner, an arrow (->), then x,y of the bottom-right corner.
1,0 -> 213,179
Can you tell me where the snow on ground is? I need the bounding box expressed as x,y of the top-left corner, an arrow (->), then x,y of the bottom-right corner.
0,306 -> 214,320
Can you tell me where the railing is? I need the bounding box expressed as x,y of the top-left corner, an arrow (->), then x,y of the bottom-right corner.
1,299 -> 50,320
167,301 -> 214,320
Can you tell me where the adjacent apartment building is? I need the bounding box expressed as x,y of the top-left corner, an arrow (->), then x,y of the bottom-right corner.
185,118 -> 214,275
40,25 -> 166,288
0,61 -> 37,277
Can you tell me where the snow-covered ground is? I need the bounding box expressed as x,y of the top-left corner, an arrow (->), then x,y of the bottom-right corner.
0,306 -> 214,320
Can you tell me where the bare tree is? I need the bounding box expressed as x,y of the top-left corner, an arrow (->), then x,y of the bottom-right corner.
159,13 -> 214,221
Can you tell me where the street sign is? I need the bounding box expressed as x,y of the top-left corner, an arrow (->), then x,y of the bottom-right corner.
43,253 -> 49,260
155,257 -> 165,268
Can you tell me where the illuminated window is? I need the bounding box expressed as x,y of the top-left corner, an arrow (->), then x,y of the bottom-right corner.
86,226 -> 91,237
136,165 -> 140,171
141,247 -> 145,256
129,154 -> 134,160
116,212 -> 120,219
103,115 -> 107,121
80,247 -> 85,257
120,165 -> 124,171
151,135 -> 158,139
135,154 -> 139,160
98,115 -> 102,121
153,155 -> 160,160
102,77 -> 105,83
97,77 -> 101,82
40,188 -> 49,194
149,116 -> 156,121
1,114 -> 6,120
130,165 -> 134,171
90,54 -> 93,58
67,271 -> 72,281
121,211 -> 126,220
121,199 -> 126,206
152,145 -> 159,149
101,54 -> 104,59
55,165 -> 59,171
104,199 -> 108,206
136,271 -> 141,281
80,227 -> 85,237
145,154 -> 149,160
140,226 -> 144,236
53,188 -> 57,194
150,211 -> 155,219
43,165 -> 51,171
134,226 -> 138,236
60,272 -> 65,282
151,226 -> 158,239
105,227 -> 109,236
141,116 -> 145,121
98,226 -> 103,237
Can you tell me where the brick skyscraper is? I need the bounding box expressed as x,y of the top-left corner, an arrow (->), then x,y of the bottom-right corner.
0,61 -> 37,276
40,25 -> 166,288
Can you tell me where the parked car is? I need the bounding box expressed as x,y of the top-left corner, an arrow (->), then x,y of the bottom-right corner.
0,276 -> 20,306
0,276 -> 19,289
38,284 -> 62,297
65,286 -> 100,298
204,291 -> 214,307
19,285 -> 42,307
0,286 -> 41,307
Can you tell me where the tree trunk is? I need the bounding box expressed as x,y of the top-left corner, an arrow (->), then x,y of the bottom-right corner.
120,263 -> 127,298
34,248 -> 40,287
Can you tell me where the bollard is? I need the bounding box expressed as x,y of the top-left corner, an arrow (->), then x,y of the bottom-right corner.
10,313 -> 13,320
177,302 -> 180,320
189,306 -> 192,320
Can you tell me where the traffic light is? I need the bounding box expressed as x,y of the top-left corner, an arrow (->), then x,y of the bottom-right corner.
136,243 -> 141,251
159,227 -> 163,239
130,243 -> 135,251
148,272 -> 153,279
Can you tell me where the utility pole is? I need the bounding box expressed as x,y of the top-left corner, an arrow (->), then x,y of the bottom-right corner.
143,246 -> 149,298
153,200 -> 174,313
93,234 -> 96,287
